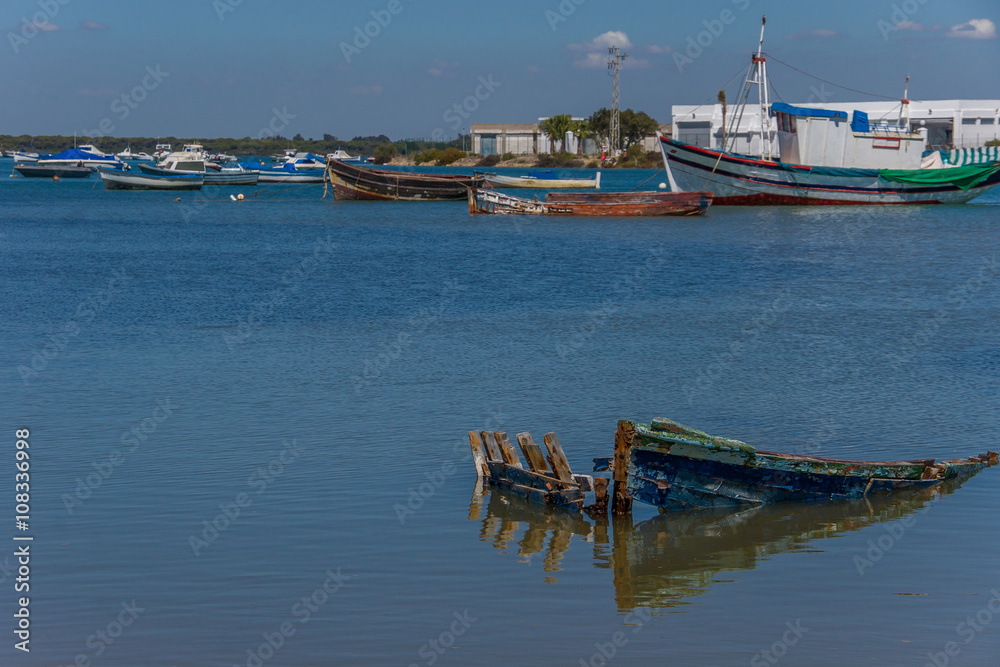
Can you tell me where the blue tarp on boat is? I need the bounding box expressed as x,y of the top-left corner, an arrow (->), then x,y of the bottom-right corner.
47,148 -> 116,161
770,102 -> 847,120
851,110 -> 870,133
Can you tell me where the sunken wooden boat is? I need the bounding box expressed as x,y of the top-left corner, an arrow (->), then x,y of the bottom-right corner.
610,418 -> 998,512
477,170 -> 601,189
325,160 -> 483,201
468,188 -> 712,216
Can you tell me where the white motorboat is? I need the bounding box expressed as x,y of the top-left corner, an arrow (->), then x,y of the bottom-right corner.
98,167 -> 203,190
327,149 -> 363,163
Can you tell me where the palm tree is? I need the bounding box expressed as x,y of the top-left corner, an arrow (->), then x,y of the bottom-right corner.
539,114 -> 574,154
572,120 -> 592,156
718,90 -> 728,149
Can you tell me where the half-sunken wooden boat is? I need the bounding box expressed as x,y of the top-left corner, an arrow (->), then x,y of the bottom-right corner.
477,170 -> 601,189
325,160 -> 484,201
98,167 -> 203,191
610,418 -> 998,511
14,163 -> 92,178
468,188 -> 712,217
468,431 -> 594,509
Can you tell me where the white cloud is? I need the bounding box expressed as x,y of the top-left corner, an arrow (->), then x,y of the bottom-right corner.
895,20 -> 926,31
569,31 -> 648,68
785,28 -> 842,40
33,20 -> 60,32
427,59 -> 460,78
946,18 -> 997,39
646,44 -> 675,54
81,20 -> 108,31
568,30 -> 632,52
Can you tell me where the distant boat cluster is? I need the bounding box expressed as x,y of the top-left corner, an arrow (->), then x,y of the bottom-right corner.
5,143 -> 369,190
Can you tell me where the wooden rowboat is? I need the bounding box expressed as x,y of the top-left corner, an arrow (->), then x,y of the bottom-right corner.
610,418 -> 998,512
325,160 -> 484,201
468,188 -> 712,216
98,167 -> 203,191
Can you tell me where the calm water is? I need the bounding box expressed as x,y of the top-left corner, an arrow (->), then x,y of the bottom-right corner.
1,160 -> 999,666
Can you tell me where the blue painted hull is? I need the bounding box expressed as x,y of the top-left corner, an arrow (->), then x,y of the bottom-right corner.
621,419 -> 997,511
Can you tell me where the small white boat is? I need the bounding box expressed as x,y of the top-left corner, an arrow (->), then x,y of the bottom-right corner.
37,148 -> 124,169
153,143 -> 173,159
11,151 -> 41,162
98,167 -> 203,190
116,147 -> 154,162
327,149 -> 363,163
78,144 -> 112,158
256,152 -> 327,183
479,170 -> 601,189
140,145 -> 258,185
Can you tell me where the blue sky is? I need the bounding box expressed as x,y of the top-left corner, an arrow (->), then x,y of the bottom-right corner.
1,0 -> 998,142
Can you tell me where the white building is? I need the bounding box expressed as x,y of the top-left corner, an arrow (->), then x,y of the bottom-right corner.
672,100 -> 1000,154
471,120 -> 670,156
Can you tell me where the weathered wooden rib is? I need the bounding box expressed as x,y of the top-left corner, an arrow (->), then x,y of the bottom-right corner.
617,418 -> 999,511
469,430 -> 587,509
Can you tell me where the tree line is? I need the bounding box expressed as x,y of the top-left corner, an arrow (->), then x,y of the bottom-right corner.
538,109 -> 659,155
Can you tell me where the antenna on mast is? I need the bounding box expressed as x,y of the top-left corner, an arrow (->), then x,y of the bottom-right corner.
608,46 -> 628,156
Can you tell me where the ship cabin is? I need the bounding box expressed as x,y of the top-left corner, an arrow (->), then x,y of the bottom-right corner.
770,102 -> 924,170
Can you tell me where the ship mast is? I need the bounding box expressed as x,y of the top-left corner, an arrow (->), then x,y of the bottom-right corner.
898,75 -> 911,131
724,16 -> 773,159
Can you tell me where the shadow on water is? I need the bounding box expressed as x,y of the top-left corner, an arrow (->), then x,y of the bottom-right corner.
468,477 -> 969,613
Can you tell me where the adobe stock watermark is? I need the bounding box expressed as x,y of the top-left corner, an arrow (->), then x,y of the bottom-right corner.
8,0 -> 71,54
17,265 -> 132,383
555,246 -> 664,360
222,235 -> 337,350
578,607 -> 652,666
56,601 -> 145,667
340,0 -> 409,63
408,610 -> 478,667
213,0 -> 243,21
82,65 -> 170,138
887,255 -> 998,370
63,399 -> 177,515
673,0 -> 753,73
394,408 -> 507,525
923,587 -> 1000,667
189,439 -> 301,556
853,510 -> 926,576
234,568 -> 352,667
877,0 -> 929,40
546,0 -> 588,31
180,105 -> 296,223
682,288 -> 794,405
431,75 -> 502,141
351,279 -> 466,393
750,620 -> 810,666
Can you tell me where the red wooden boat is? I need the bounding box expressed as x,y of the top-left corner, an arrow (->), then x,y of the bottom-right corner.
468,188 -> 712,216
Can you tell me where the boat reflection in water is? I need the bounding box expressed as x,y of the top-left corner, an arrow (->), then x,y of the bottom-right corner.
468,477 -> 966,612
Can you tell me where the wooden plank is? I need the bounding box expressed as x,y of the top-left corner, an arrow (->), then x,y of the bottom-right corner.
572,474 -> 594,492
543,432 -> 575,484
481,431 -> 504,463
486,461 -> 577,492
517,432 -> 552,474
469,431 -> 488,478
495,432 -> 524,468
612,420 -> 635,515
489,477 -> 584,508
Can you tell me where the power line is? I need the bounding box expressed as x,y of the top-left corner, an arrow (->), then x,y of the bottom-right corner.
766,54 -> 901,101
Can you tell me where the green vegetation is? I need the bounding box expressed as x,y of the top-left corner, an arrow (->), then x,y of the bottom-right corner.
413,147 -> 466,166
987,139 -> 1000,147
0,133 -> 465,159
535,153 -> 584,168
501,152 -> 515,162
538,114 -> 574,154
586,108 -> 659,152
371,143 -> 397,165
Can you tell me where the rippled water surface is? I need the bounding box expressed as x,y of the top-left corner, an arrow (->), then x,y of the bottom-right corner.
1,162 -> 998,666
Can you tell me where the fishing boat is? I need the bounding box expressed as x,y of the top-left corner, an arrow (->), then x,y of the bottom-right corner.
478,170 -> 601,189
609,418 -> 997,511
140,146 -> 258,185
11,151 -> 42,162
660,17 -> 1000,205
326,160 -> 484,201
13,163 -> 93,178
98,167 -> 203,190
468,188 -> 712,216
